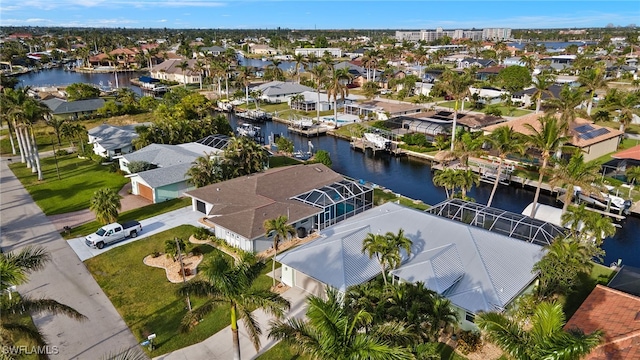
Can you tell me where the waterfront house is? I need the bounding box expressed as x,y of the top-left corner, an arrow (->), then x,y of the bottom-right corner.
185,164 -> 373,252
150,59 -> 200,85
198,46 -> 225,56
564,285 -> 640,360
118,135 -> 229,203
277,201 -> 545,330
482,113 -> 623,162
250,44 -> 277,55
343,100 -> 422,121
400,110 -> 505,140
88,123 -> 143,159
41,97 -> 105,119
251,81 -> 314,103
289,90 -> 357,113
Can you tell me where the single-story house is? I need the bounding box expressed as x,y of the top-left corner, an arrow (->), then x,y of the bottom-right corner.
277,201 -> 545,330
511,84 -> 563,108
41,98 -> 105,119
250,44 -> 277,55
289,91 -> 357,112
118,135 -> 230,203
457,57 -> 497,69
198,46 -> 225,56
344,101 -> 422,121
548,54 -> 576,71
185,164 -> 374,252
564,285 -> 640,360
88,123 -> 146,159
400,110 -> 505,137
482,113 -> 623,162
469,86 -> 508,105
475,66 -> 505,81
251,81 -> 314,103
150,59 -> 200,84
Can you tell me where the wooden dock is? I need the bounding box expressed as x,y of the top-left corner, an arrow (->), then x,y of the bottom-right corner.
288,126 -> 328,137
350,138 -> 404,156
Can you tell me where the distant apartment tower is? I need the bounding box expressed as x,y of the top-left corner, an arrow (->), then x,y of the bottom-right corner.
482,28 -> 512,40
396,28 -> 510,42
294,48 -> 342,57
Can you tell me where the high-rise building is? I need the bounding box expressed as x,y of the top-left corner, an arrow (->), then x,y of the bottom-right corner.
395,28 -> 511,42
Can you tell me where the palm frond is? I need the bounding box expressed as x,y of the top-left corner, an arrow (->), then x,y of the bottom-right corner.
15,297 -> 86,321
1,322 -> 47,348
179,299 -> 220,332
237,306 -> 262,351
101,346 -> 147,360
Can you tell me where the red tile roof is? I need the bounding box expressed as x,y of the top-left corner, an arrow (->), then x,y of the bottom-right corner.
564,285 -> 640,360
612,144 -> 640,161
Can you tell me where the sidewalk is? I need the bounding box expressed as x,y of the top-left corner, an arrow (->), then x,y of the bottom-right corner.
154,286 -> 310,360
68,206 -> 203,261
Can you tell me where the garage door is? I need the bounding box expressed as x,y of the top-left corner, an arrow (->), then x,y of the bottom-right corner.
294,271 -> 325,297
138,184 -> 154,202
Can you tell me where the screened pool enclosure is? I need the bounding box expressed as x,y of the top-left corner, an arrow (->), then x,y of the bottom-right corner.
292,179 -> 374,229
428,199 -> 568,246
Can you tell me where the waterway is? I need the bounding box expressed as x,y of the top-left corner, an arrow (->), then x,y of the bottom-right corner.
229,114 -> 640,268
17,68 -> 145,96
507,41 -> 598,50
16,69 -> 640,267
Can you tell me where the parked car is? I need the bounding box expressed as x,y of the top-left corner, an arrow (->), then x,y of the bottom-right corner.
85,221 -> 142,249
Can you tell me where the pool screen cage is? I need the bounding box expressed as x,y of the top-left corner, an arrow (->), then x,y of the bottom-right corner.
428,198 -> 568,246
292,179 -> 374,229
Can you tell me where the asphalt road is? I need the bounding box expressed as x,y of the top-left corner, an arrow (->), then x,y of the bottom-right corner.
0,159 -> 144,359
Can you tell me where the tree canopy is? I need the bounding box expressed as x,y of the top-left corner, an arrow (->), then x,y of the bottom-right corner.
497,66 -> 532,93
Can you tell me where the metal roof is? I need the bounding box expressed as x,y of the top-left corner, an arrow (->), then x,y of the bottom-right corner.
277,202 -> 544,313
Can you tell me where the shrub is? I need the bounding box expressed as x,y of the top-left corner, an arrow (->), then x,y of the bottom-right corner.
193,227 -> 212,240
456,330 -> 482,355
55,149 -> 69,157
151,251 -> 161,258
190,246 -> 202,256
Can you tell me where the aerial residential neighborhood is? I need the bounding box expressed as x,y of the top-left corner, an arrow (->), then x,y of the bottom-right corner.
1,1 -> 640,360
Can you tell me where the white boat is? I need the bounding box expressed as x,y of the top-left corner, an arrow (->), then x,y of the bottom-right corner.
237,123 -> 260,137
217,100 -> 233,112
363,133 -> 391,150
293,150 -> 312,160
292,119 -> 314,128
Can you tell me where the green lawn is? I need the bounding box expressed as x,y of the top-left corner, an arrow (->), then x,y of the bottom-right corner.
374,188 -> 430,211
561,263 -> 615,319
9,154 -> 129,215
269,156 -> 303,168
592,137 -> 640,165
64,197 -> 191,238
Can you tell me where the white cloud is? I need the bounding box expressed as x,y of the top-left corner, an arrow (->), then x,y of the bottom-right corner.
158,19 -> 168,23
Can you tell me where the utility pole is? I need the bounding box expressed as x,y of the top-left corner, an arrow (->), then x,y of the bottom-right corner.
176,238 -> 192,311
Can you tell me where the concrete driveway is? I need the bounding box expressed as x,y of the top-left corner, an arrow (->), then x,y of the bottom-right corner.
154,286 -> 310,360
68,207 -> 203,261
0,159 -> 143,359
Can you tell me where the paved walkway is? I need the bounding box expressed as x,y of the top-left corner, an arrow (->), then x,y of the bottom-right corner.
68,206 -> 203,261
0,158 -> 143,359
154,286 -> 310,360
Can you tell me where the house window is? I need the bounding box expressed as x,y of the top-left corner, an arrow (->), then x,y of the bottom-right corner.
465,311 -> 475,323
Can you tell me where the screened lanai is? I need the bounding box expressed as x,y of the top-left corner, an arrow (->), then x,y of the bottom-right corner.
428,199 -> 568,246
196,135 -> 230,150
292,179 -> 374,229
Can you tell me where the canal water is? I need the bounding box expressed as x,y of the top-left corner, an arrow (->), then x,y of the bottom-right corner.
17,70 -> 639,267
18,68 -> 145,96
228,115 -> 640,268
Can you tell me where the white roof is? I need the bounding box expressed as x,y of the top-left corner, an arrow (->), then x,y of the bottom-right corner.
278,202 -> 544,313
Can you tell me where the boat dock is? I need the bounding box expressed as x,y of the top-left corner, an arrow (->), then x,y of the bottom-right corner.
288,125 -> 328,137
350,136 -> 404,156
235,109 -> 272,122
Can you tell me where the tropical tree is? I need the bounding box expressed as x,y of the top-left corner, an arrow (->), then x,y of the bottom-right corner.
601,89 -> 640,132
105,53 -> 120,88
292,53 -> 306,83
562,204 -> 616,244
314,150 -> 332,167
21,98 -> 50,180
548,150 -> 602,214
269,288 -> 415,360
362,229 -> 412,286
308,65 -> 328,124
178,255 -> 290,360
486,126 -> 526,207
626,166 -> 640,185
477,301 -> 602,360
455,169 -> 480,200
524,115 -> 569,217
177,60 -> 190,88
531,72 -> 557,114
1,246 -> 87,355
185,153 -> 222,188
452,131 -> 486,168
266,59 -> 285,81
222,136 -> 268,178
89,188 -> 122,225
326,67 -> 352,125
439,69 -> 474,151
433,168 -> 459,199
546,85 -> 586,129
236,66 -> 253,106
263,215 -> 295,286
164,237 -> 187,261
578,67 -> 607,116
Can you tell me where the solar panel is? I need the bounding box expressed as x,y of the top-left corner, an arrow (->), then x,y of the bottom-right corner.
574,124 -> 594,133
578,128 -> 610,140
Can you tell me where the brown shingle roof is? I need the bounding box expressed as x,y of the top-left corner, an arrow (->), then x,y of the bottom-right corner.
185,164 -> 344,239
564,285 -> 640,360
483,113 -> 623,148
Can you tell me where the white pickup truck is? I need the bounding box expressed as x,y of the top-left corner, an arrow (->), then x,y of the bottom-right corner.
85,221 -> 142,249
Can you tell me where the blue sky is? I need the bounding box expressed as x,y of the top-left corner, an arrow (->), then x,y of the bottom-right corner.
1,1 -> 638,30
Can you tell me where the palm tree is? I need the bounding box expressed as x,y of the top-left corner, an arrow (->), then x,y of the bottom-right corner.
562,205 -> 616,244
263,215 -> 295,286
477,302 -> 602,360
185,153 -> 222,188
486,126 -> 526,207
546,85 -> 586,129
362,229 -> 412,286
626,166 -> 640,185
236,66 -> 253,106
326,68 -> 352,126
452,131 -> 486,168
289,93 -> 305,110
292,53 -> 306,83
222,136 -> 268,178
266,58 -> 285,81
524,115 -> 569,217
193,59 -> 205,90
433,168 -> 459,199
602,90 -> 640,132
531,72 -> 556,114
89,188 -> 122,225
178,255 -> 290,360
578,67 -> 607,116
440,69 -> 474,151
1,246 -> 87,354
105,53 -> 120,88
308,65 -> 328,124
269,288 -> 415,360
548,150 -> 602,214
456,169 -> 480,200
177,60 -> 190,88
